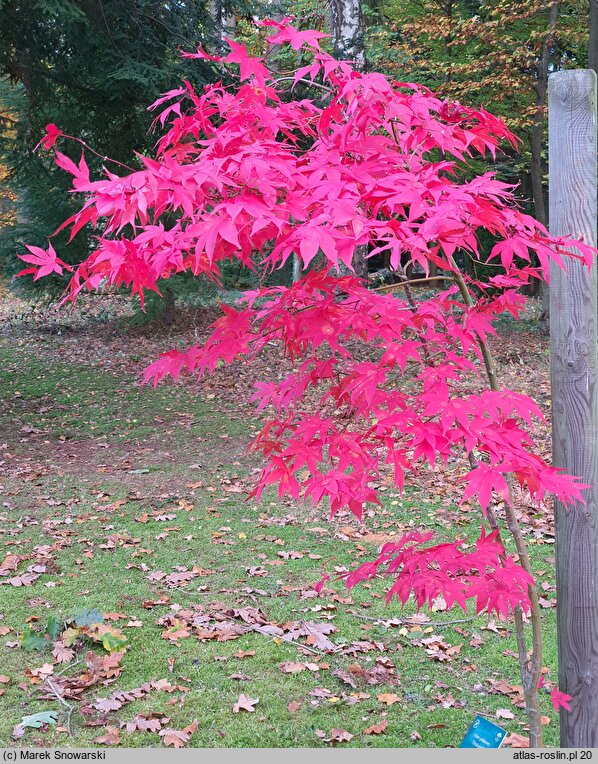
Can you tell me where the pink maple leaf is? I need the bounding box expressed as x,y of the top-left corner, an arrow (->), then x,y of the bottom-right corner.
550,686 -> 572,712
264,22 -> 329,50
313,574 -> 330,593
17,243 -> 71,280
461,463 -> 510,512
223,39 -> 270,86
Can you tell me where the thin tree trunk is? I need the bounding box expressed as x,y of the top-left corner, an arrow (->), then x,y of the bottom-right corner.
161,284 -> 176,326
443,0 -> 453,84
209,0 -> 235,52
531,0 -> 559,227
452,260 -> 544,747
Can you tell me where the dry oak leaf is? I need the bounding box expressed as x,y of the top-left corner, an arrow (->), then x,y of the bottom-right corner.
159,720 -> 198,748
95,726 -> 121,746
278,661 -> 318,674
363,720 -> 387,735
52,641 -> 75,664
324,728 -> 354,745
162,626 -> 191,643
25,663 -> 54,683
85,650 -> 125,679
377,692 -> 400,706
496,709 -> 515,720
232,694 -> 259,713
125,713 -> 169,733
152,678 -> 177,692
504,733 -> 530,748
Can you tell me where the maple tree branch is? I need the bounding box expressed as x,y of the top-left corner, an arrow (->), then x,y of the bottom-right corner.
48,134 -> 137,173
451,265 -> 500,391
271,76 -> 332,93
371,275 -> 454,292
251,627 -> 329,656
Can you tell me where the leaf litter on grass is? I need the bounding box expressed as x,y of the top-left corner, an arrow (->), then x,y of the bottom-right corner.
0,298 -> 562,747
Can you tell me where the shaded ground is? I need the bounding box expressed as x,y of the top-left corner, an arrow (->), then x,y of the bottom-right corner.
0,292 -> 559,748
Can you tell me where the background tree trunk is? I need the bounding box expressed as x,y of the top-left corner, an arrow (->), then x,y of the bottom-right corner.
210,0 -> 236,52
329,0 -> 366,70
533,0 -> 559,333
590,0 -> 598,75
329,0 -> 368,279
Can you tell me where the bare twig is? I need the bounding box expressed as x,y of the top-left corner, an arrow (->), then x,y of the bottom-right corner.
44,678 -> 75,737
55,658 -> 84,677
272,76 -> 332,93
347,611 -> 479,628
250,627 -> 330,656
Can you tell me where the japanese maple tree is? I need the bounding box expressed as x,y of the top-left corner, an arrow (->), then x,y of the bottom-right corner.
20,19 -> 592,745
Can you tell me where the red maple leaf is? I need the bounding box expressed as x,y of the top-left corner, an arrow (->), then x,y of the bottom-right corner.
17,243 -> 71,280
35,123 -> 63,151
550,686 -> 573,712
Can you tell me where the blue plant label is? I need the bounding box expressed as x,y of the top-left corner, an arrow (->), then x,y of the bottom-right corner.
460,715 -> 508,748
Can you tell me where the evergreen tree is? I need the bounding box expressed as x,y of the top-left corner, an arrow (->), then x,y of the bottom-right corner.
0,0 -> 240,291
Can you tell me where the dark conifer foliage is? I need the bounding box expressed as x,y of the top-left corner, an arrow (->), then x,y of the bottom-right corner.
0,1 -> 228,287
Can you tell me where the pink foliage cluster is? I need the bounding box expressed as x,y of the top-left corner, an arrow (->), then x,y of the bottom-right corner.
142,268 -> 584,540
21,21 -> 593,623
344,527 -> 534,618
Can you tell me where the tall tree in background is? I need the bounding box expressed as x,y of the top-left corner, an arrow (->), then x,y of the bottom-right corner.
210,0 -> 238,51
329,0 -> 369,278
590,0 -> 598,72
366,0 -> 587,225
0,0 -> 225,287
330,0 -> 366,70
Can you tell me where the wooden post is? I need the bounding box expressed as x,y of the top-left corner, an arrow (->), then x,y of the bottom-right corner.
549,69 -> 598,747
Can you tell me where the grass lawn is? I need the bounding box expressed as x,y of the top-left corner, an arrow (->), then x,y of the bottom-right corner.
0,309 -> 560,748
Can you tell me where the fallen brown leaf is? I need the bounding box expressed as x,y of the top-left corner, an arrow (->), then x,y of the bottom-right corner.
95,726 -> 121,746
232,694 -> 259,713
125,713 -> 170,733
159,721 -> 198,748
504,733 -> 530,748
377,692 -> 400,706
496,708 -> 515,720
233,650 -> 255,659
325,728 -> 353,745
363,720 -> 387,735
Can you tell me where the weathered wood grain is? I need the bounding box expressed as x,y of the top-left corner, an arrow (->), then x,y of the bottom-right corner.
549,68 -> 598,747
